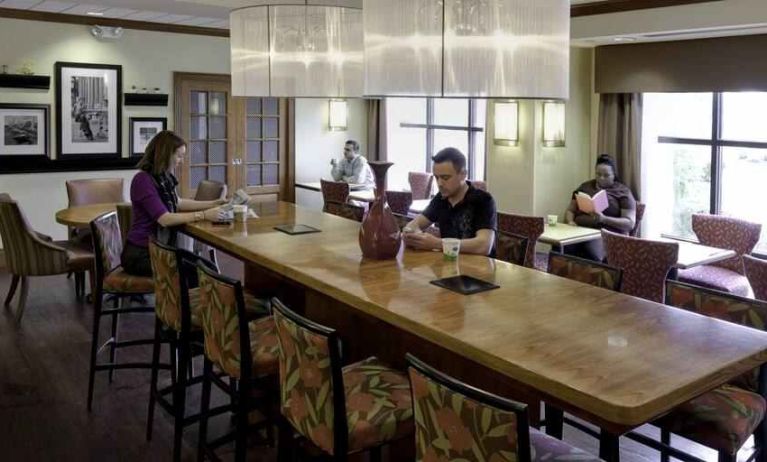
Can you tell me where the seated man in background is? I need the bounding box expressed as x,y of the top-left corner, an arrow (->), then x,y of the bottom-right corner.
330,139 -> 375,190
403,147 -> 497,256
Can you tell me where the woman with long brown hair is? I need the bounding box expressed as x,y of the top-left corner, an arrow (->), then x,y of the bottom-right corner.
122,130 -> 225,276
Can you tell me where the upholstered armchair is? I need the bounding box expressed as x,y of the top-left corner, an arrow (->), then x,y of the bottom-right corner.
324,200 -> 365,222
320,179 -> 350,205
471,180 -> 487,191
744,255 -> 767,301
408,171 -> 433,200
0,193 -> 93,322
631,202 -> 646,237
194,179 -> 227,201
497,212 -> 544,269
496,231 -> 528,266
547,252 -> 623,291
602,229 -> 679,303
677,214 -> 762,296
386,190 -> 413,216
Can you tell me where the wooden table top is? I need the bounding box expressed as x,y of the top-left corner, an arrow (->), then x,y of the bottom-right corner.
184,202 -> 767,428
55,203 -> 125,228
295,181 -> 376,202
539,223 -> 602,246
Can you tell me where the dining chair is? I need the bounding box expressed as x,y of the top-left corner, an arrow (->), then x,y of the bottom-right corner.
745,255 -> 767,301
408,171 -> 433,200
87,211 -> 155,411
497,212 -> 545,269
273,298 -> 414,461
116,203 -> 132,248
471,179 -> 487,191
547,252 -> 623,291
320,179 -> 350,205
195,262 -> 279,462
652,280 -> 767,462
0,193 -> 94,321
496,231 -> 529,266
602,230 -> 678,303
676,214 -> 761,297
191,179 -> 227,264
386,190 -> 413,216
630,202 -> 646,237
406,354 -> 601,462
325,200 -> 365,222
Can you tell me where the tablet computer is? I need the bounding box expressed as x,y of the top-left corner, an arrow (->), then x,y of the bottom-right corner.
274,224 -> 321,235
429,275 -> 499,295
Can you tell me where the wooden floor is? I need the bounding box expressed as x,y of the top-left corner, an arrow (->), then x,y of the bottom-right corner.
0,253 -> 754,461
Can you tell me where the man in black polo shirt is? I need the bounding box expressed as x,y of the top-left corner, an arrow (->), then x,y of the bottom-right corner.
403,147 -> 497,256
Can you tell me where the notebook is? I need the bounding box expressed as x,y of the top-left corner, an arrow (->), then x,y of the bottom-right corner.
575,190 -> 608,214
274,224 -> 321,235
430,275 -> 500,295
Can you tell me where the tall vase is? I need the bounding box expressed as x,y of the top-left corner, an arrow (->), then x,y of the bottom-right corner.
359,161 -> 402,259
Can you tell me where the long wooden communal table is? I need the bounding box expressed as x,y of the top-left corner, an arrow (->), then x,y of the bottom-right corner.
185,201 -> 767,461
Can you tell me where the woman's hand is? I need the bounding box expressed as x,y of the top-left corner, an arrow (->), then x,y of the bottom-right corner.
203,207 -> 225,222
589,211 -> 605,224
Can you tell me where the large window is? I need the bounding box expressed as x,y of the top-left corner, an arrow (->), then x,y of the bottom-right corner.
386,98 -> 486,191
642,92 -> 767,253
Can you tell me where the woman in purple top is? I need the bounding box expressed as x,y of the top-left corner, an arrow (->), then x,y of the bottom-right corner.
122,130 -> 225,276
563,154 -> 637,261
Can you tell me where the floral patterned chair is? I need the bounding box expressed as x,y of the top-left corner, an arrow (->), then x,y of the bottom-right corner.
406,354 -> 602,462
602,230 -> 679,303
272,298 -> 414,461
87,211 -> 155,411
195,262 -> 280,462
745,255 -> 767,301
408,171 -> 433,200
547,252 -> 623,291
325,200 -> 365,222
321,179 -> 350,206
497,212 -> 544,269
496,231 -> 529,266
386,190 -> 413,216
677,214 -> 762,297
630,202 -> 646,237
652,280 -> 767,462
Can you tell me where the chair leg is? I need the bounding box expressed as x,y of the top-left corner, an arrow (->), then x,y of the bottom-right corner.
170,341 -> 178,389
146,319 -> 162,441
277,416 -> 294,462
755,417 -> 767,462
4,274 -> 20,307
108,298 -> 121,383
235,377 -> 250,462
370,446 -> 383,462
544,404 -> 564,439
197,358 -> 213,462
74,272 -> 83,298
172,337 -> 189,462
599,429 -> 620,462
718,451 -> 737,462
14,276 -> 29,323
87,288 -> 103,412
660,429 -> 671,462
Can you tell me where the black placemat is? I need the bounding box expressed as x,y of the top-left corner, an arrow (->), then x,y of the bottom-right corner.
274,224 -> 321,235
430,275 -> 500,295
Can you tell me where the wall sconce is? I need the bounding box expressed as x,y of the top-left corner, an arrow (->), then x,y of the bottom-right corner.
328,99 -> 348,131
542,101 -> 566,147
493,100 -> 519,146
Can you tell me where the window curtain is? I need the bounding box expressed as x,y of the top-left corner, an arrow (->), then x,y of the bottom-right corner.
366,99 -> 387,161
598,93 -> 643,200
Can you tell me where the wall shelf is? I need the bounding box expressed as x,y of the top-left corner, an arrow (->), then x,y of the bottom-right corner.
0,74 -> 51,90
124,93 -> 168,107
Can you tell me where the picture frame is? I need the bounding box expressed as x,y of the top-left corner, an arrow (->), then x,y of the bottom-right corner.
55,61 -> 122,159
129,117 -> 167,157
0,103 -> 49,158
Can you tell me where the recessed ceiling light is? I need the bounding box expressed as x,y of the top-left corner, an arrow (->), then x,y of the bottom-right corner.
612,37 -> 637,43
87,11 -> 104,16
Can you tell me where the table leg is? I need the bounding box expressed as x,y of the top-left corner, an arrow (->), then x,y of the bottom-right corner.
599,429 -> 620,462
544,404 -> 564,439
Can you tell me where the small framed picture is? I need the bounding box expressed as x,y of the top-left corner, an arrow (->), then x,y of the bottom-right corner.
0,103 -> 49,157
55,61 -> 122,159
129,117 -> 167,157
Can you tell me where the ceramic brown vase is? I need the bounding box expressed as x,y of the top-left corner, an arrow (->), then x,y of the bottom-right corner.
359,161 -> 401,259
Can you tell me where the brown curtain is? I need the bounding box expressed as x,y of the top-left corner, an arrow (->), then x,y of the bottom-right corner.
366,98 -> 387,161
598,93 -> 643,200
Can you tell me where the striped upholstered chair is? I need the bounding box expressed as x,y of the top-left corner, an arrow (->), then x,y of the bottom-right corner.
652,280 -> 767,462
0,193 -> 93,322
406,354 -> 601,462
745,255 -> 767,301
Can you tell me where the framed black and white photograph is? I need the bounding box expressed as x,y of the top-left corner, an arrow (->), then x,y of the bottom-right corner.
55,62 -> 122,158
0,103 -> 49,157
129,117 -> 166,157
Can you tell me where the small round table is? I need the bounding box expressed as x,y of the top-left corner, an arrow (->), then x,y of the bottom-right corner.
55,203 -> 125,228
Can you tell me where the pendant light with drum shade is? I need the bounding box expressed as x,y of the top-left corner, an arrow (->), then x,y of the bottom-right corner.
363,0 -> 570,99
230,0 -> 363,98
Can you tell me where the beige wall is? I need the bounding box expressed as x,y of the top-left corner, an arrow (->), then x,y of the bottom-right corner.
0,17 -> 230,244
486,47 -> 594,219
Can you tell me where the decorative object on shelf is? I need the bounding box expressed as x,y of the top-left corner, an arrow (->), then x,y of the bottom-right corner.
129,117 -> 167,157
0,74 -> 51,90
328,99 -> 347,131
124,92 -> 169,106
363,0 -> 569,98
230,0 -> 363,97
55,62 -> 122,159
18,61 -> 34,75
542,100 -> 566,147
0,103 -> 49,158
359,161 -> 402,260
494,100 -> 519,146
2,65 -> 8,74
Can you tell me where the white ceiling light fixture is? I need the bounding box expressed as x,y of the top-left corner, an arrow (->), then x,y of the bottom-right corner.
363,0 -> 570,99
230,0 -> 363,97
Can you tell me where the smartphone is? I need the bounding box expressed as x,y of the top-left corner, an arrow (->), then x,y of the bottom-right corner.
211,220 -> 231,226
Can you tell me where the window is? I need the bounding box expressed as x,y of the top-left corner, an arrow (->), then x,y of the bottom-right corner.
386,98 -> 486,191
642,92 -> 767,253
